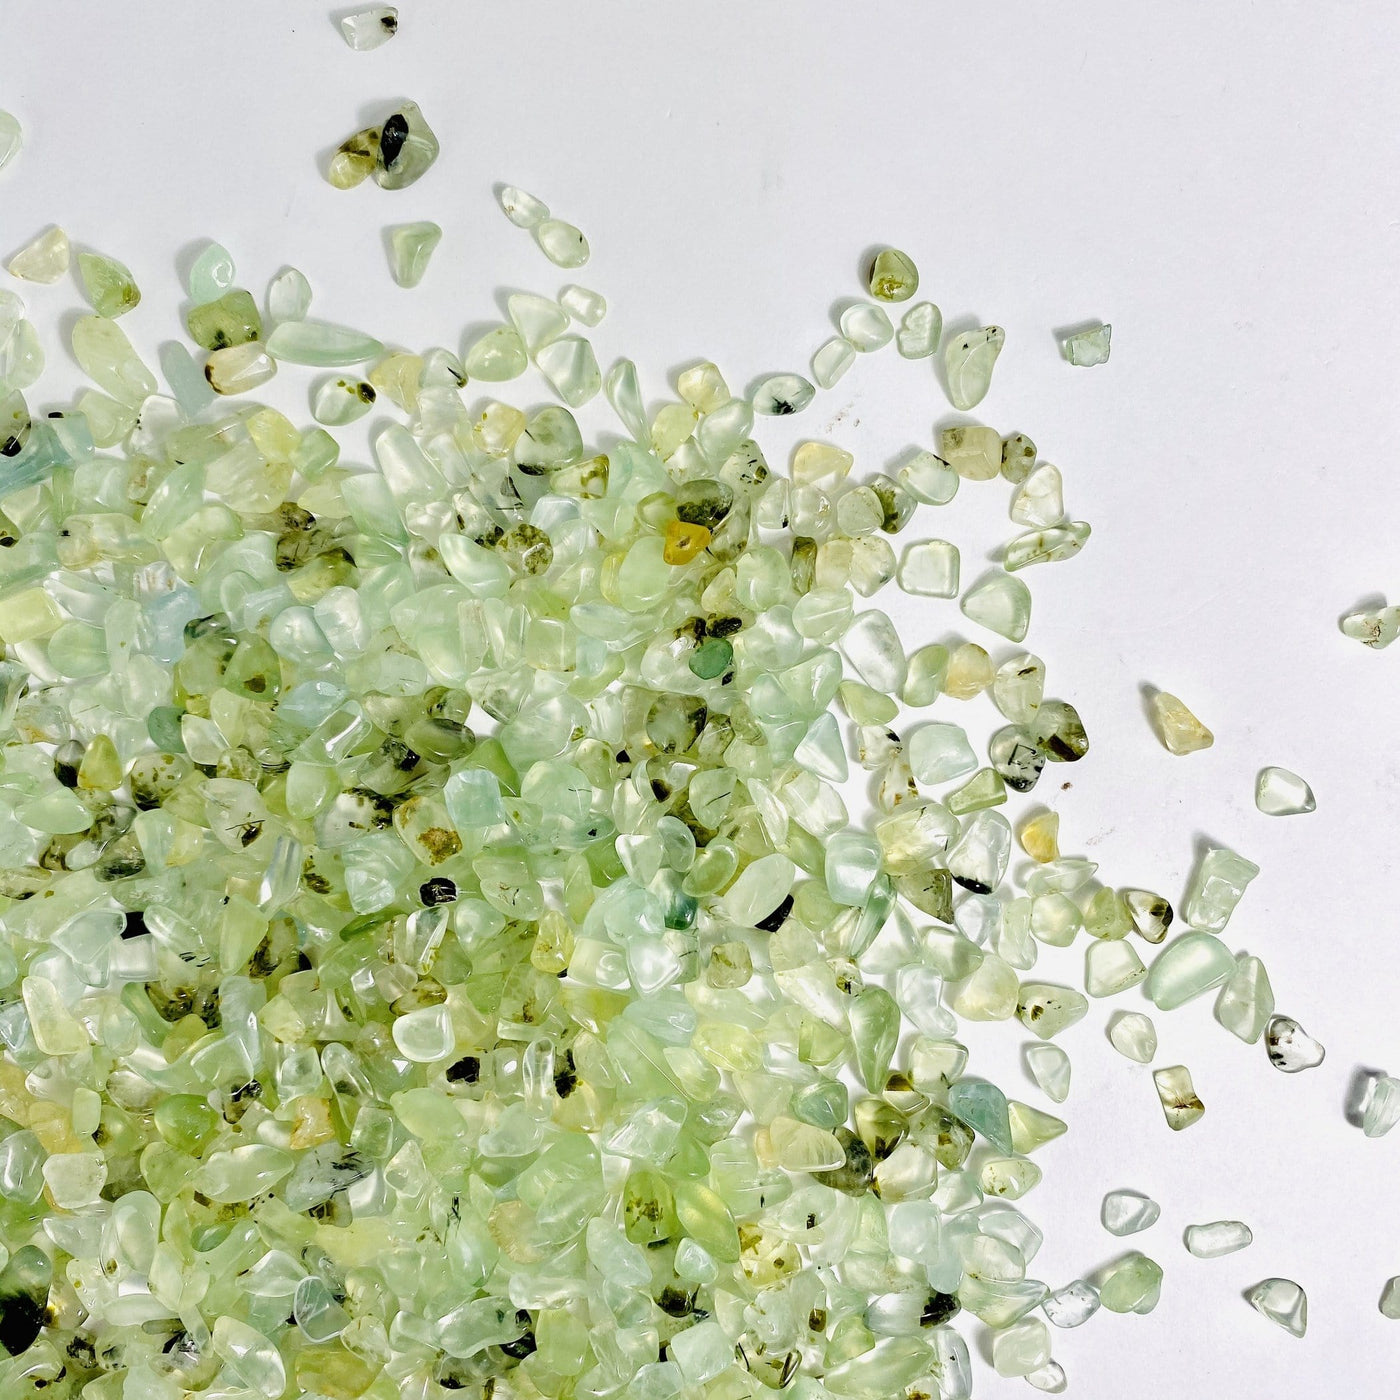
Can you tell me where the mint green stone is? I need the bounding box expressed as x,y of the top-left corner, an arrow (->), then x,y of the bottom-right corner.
265,318 -> 383,366
78,250 -> 141,317
947,1078 -> 1014,1154
1145,933 -> 1236,1011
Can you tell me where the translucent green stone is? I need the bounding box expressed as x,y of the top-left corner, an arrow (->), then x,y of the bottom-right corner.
78,250 -> 141,317
1214,955 -> 1273,1042
946,1078 -> 1013,1154
186,289 -> 263,350
1108,1011 -> 1157,1062
1246,1279 -> 1307,1337
1099,1253 -> 1163,1314
72,314 -> 157,404
1255,765 -> 1315,815
1146,933 -> 1236,1010
753,373 -> 815,415
812,335 -> 857,387
1265,1015 -> 1325,1072
536,335 -> 601,406
266,318 -> 382,365
205,343 -> 276,394
535,217 -> 590,268
840,302 -> 893,351
1003,522 -> 1092,571
1025,1043 -> 1070,1103
1008,1100 -> 1067,1153
961,570 -> 1031,642
1147,689 -> 1213,754
1185,1221 -> 1252,1258
1016,983 -> 1088,1039
1062,323 -> 1111,366
1183,846 -> 1259,933
992,1317 -> 1050,1377
1103,1190 -> 1160,1235
1379,1277 -> 1400,1319
1153,1064 -> 1205,1131
1085,939 -> 1146,997
188,240 -> 235,301
0,110 -> 20,171
868,247 -> 919,302
465,323 -> 529,381
387,220 -> 442,287
267,266 -> 312,321
944,325 -> 1005,410
312,376 -> 376,425
341,6 -> 398,49
8,225 -> 69,283
559,283 -> 606,325
374,100 -> 439,189
896,301 -> 941,358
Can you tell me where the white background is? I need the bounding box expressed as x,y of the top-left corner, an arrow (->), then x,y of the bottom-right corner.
5,1 -> 1400,1395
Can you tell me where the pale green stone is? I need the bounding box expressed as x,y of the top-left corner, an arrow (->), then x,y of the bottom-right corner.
1003,522 -> 1092,570
991,1318 -> 1050,1378
1042,1280 -> 1099,1328
898,539 -> 959,596
266,318 -> 382,366
993,654 -> 1045,725
464,324 -> 529,381
1379,1277 -> 1400,1319
897,449 -> 959,504
1016,983 -> 1088,1040
312,376 -> 376,425
1247,1278 -> 1307,1338
267,266 -> 312,321
1341,604 -> 1400,648
1108,1011 -> 1157,1063
1148,690 -> 1214,754
1184,1221 -> 1252,1258
1183,846 -> 1259,932
1153,1064 -> 1205,1131
753,373 -> 814,415
841,609 -> 906,692
1102,1190 -> 1160,1236
1008,1100 -> 1067,1153
849,986 -> 899,1089
78,250 -> 141,317
981,1155 -> 1043,1198
373,100 -> 438,189
507,293 -> 569,353
1084,939 -> 1146,997
1256,766 -> 1315,815
188,241 -> 236,302
1026,1360 -> 1068,1394
1025,1042 -> 1070,1103
941,423 -> 1001,479
944,325 -> 1005,410
947,1079 -> 1013,1154
0,110 -> 20,171
41,1153 -> 107,1208
387,220 -> 442,287
341,6 -> 398,49
961,571 -> 1031,642
904,643 -> 949,706
8,225 -> 69,283
1215,955 -> 1274,1042
946,767 -> 1006,814
535,218 -> 589,268
1099,1253 -> 1163,1314
559,284 -> 606,325
213,1316 -> 287,1396
947,812 -> 1013,895
812,335 -> 857,387
1062,323 -> 1111,366
896,301 -> 941,358
206,343 -> 276,395
186,289 -> 263,350
1362,1075 -> 1400,1137
536,335 -> 601,406
1146,933 -> 1236,1010
72,315 -> 157,404
907,722 -> 976,784
1012,463 -> 1064,527
840,302 -> 893,351
868,247 -> 919,302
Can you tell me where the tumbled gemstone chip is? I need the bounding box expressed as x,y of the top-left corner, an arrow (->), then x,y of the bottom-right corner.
1099,1253 -> 1163,1313
1340,603 -> 1400,648
78,251 -> 141,318
1062,323 -> 1111,366
1154,1065 -> 1205,1131
1215,955 -> 1274,1042
1264,1015 -> 1325,1073
896,301 -> 941,357
387,221 -> 442,287
1108,1011 -> 1158,1063
1183,845 -> 1259,933
1016,983 -> 1088,1040
535,218 -> 590,268
266,318 -> 383,366
961,571 -> 1031,642
752,373 -> 814,415
1147,933 -> 1236,1010
8,225 -> 69,283
1102,1190 -> 1161,1236
1042,1280 -> 1100,1329
0,110 -> 21,171
375,101 -> 438,189
1255,766 -> 1315,815
1147,690 -> 1213,754
812,336 -> 856,386
1026,1043 -> 1071,1102
1247,1278 -> 1307,1338
1003,522 -> 1091,570
1363,1076 -> 1400,1137
187,290 -> 263,350
497,184 -> 549,227
1380,1277 -> 1400,1319
1123,887 -> 1173,943
341,6 -> 398,49
205,343 -> 276,395
868,247 -> 919,302
1184,1221 -> 1253,1258
944,325 -> 1005,410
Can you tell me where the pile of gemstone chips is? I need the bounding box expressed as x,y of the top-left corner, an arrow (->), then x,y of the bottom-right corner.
0,156 -> 1389,1400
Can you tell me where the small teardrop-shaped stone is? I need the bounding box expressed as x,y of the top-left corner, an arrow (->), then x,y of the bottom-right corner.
1255,766 -> 1316,816
961,571 -> 1031,643
944,325 -> 1005,410
868,247 -> 919,302
1122,888 -> 1173,943
534,218 -> 589,268
1107,1011 -> 1157,1063
1264,1015 -> 1325,1073
1147,690 -> 1213,754
1246,1278 -> 1307,1338
1379,1276 -> 1400,1319
464,325 -> 529,382
752,374 -> 814,416
8,226 -> 69,283
1025,1042 -> 1070,1103
387,221 -> 442,288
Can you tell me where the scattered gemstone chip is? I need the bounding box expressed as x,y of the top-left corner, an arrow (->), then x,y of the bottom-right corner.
1246,1278 -> 1307,1338
341,5 -> 399,49
1255,766 -> 1315,815
1062,323 -> 1111,366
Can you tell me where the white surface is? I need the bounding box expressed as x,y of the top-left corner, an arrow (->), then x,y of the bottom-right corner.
6,1 -> 1400,1394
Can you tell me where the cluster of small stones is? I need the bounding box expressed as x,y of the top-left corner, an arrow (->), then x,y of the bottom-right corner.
0,86 -> 1386,1400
